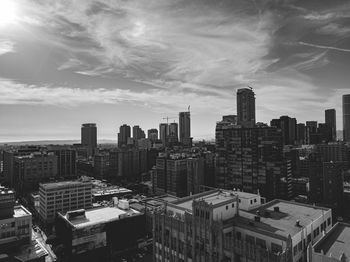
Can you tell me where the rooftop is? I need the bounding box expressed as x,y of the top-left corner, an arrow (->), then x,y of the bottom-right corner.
13,240 -> 48,261
172,189 -> 238,211
63,206 -> 141,229
14,205 -> 31,218
314,222 -> 350,259
237,200 -> 330,239
40,180 -> 91,190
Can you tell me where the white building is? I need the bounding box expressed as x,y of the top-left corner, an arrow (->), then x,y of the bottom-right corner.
39,178 -> 92,223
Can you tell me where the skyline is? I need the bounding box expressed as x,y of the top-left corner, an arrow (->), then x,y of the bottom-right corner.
1,0 -> 350,142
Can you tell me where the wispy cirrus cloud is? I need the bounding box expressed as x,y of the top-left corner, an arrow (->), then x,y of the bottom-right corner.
0,39 -> 15,55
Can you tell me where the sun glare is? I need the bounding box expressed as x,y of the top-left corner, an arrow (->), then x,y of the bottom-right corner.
0,0 -> 18,26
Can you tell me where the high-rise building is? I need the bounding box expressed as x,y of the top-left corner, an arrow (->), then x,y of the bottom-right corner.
81,123 -> 97,156
237,87 -> 255,127
133,125 -> 145,140
343,94 -> 350,142
168,122 -> 179,143
270,115 -> 297,145
179,111 -> 192,147
325,109 -> 337,141
296,123 -> 306,144
39,178 -> 93,223
118,124 -> 131,148
215,124 -> 287,200
159,123 -> 168,146
147,128 -> 158,142
318,123 -> 332,143
153,189 -> 332,262
306,121 -> 319,144
48,145 -> 77,179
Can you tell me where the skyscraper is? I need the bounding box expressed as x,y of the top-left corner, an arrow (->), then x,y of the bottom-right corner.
168,122 -> 179,143
132,125 -> 145,140
270,115 -> 297,145
147,128 -> 158,142
237,87 -> 255,127
343,94 -> 350,142
325,109 -> 337,141
117,124 -> 131,148
159,123 -> 168,146
81,123 -> 97,156
179,111 -> 191,146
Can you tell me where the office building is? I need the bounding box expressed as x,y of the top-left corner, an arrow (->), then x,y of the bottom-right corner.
147,128 -> 158,142
343,94 -> 350,142
297,123 -> 306,145
55,203 -> 145,261
132,125 -> 145,140
168,122 -> 179,143
270,115 -> 297,145
309,222 -> 350,262
38,178 -> 92,223
318,123 -> 332,143
0,186 -> 32,249
2,146 -> 41,187
179,111 -> 192,147
81,123 -> 97,156
316,143 -> 349,163
237,87 -> 255,127
117,124 -> 131,148
325,109 -> 337,141
222,115 -> 237,124
159,123 -> 168,146
13,152 -> 58,194
306,121 -> 319,144
215,124 -> 288,200
93,152 -> 110,179
48,146 -> 77,179
153,189 -> 332,262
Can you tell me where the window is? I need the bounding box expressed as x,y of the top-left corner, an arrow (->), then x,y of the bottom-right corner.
236,231 -> 241,240
327,217 -> 331,226
226,205 -> 228,210
256,238 -> 266,249
246,235 -> 255,244
232,203 -> 234,208
272,243 -> 282,254
298,241 -> 302,251
254,198 -> 257,203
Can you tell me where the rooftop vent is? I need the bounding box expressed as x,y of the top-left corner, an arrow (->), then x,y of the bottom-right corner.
274,206 -> 280,212
295,220 -> 301,227
254,216 -> 261,222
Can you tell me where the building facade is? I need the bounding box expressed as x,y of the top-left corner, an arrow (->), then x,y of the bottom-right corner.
179,111 -> 192,147
153,189 -> 332,262
343,94 -> 350,142
38,178 -> 93,223
237,88 -> 255,128
325,109 -> 337,142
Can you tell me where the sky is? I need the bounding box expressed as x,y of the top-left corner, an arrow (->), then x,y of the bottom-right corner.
0,0 -> 350,142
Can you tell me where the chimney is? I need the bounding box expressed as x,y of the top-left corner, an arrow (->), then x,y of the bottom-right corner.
274,206 -> 280,212
254,216 -> 261,222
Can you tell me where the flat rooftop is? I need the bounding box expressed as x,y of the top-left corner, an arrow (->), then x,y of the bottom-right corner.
172,190 -> 238,211
314,223 -> 350,259
63,206 -> 141,229
40,180 -> 91,190
237,200 -> 330,239
14,205 -> 31,218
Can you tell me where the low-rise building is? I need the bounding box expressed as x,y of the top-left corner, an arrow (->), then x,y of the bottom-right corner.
153,189 -> 332,262
55,202 -> 146,261
308,222 -> 350,262
0,186 -> 32,249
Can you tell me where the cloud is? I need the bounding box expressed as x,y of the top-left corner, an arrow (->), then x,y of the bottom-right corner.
299,41 -> 350,53
0,78 -> 233,113
317,23 -> 350,37
0,39 -> 15,55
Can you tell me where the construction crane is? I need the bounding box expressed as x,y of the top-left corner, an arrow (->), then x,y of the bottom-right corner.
162,116 -> 177,124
